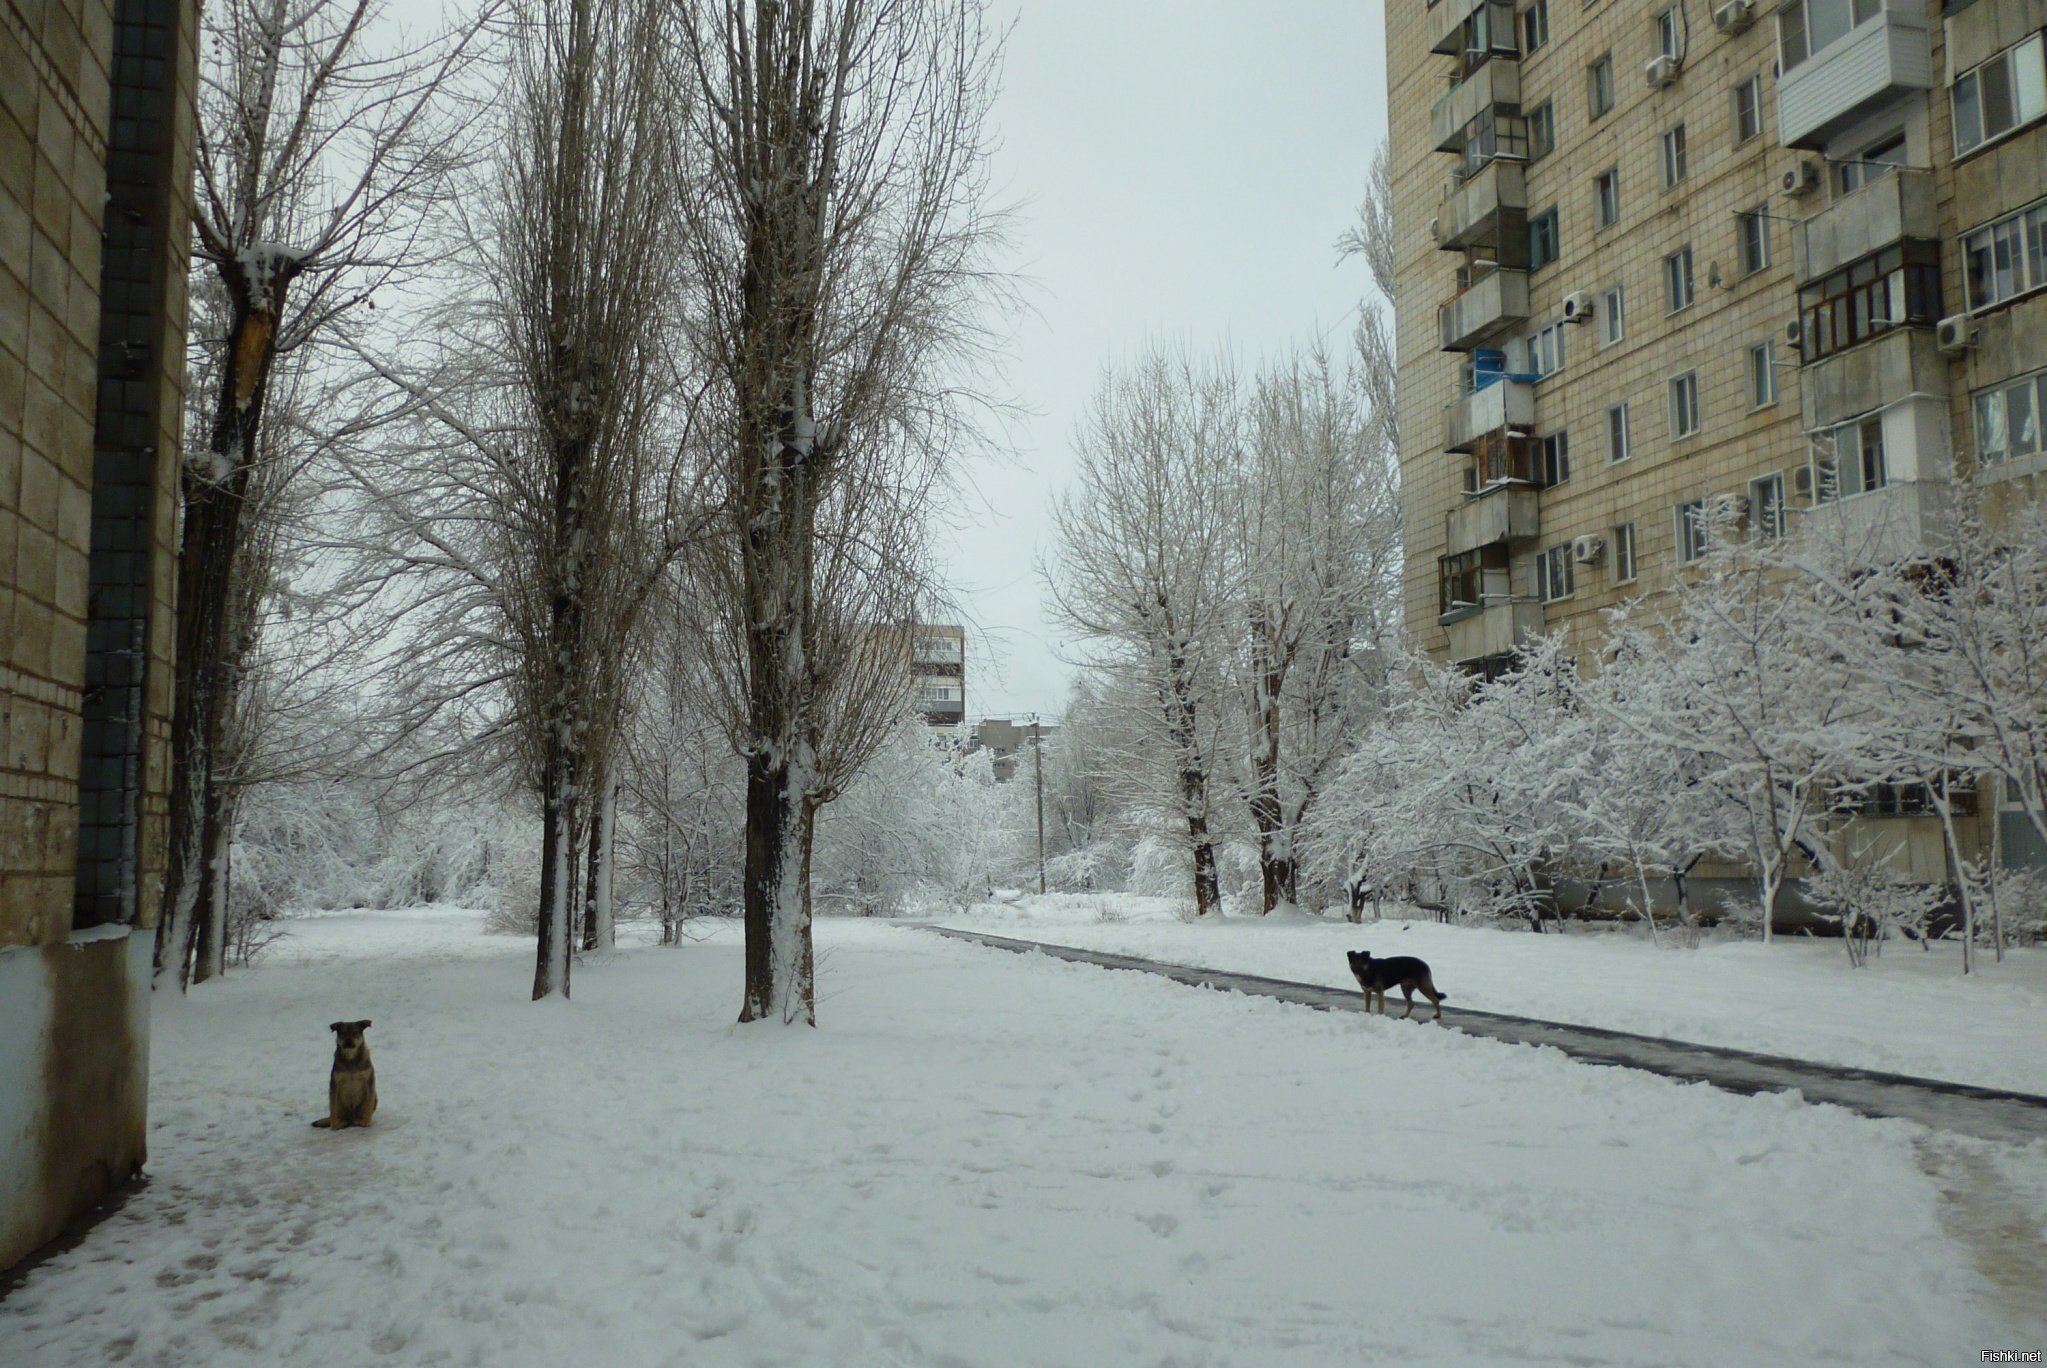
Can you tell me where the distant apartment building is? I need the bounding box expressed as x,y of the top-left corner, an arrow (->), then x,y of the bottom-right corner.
970,716 -> 1056,782
2,0 -> 199,1271
1388,0 -> 2047,877
910,624 -> 966,728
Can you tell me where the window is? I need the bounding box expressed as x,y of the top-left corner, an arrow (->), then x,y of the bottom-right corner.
1537,543 -> 1575,602
1797,240 -> 1941,359
1749,340 -> 1779,407
1600,284 -> 1625,346
1594,168 -> 1619,228
1523,0 -> 1549,55
1973,368 -> 2047,465
1962,199 -> 2047,311
1661,124 -> 1688,187
1527,101 -> 1556,160
1612,522 -> 1638,583
1732,74 -> 1764,144
1589,53 -> 1614,119
1606,402 -> 1632,463
1780,0 -> 1884,74
917,683 -> 962,704
1664,245 -> 1694,312
1750,472 -> 1787,541
1668,370 -> 1700,439
1833,779 -> 1978,819
1838,133 -> 1904,194
1440,545 -> 1510,616
1675,499 -> 1708,564
1469,430 -> 1538,486
1815,416 -> 1888,499
1953,34 -> 2047,157
1737,206 -> 1771,276
1656,8 -> 1681,60
1522,320 -> 1567,378
1536,431 -> 1570,487
1458,110 -> 1532,177
1529,207 -> 1561,271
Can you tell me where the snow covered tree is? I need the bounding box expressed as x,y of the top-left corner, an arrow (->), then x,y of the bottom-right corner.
160,0 -> 492,987
668,0 -> 1009,1023
1046,349 -> 1243,917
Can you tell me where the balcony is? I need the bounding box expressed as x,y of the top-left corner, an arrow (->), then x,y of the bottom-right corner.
1444,484 -> 1539,557
1800,328 -> 1944,432
1777,2 -> 1934,149
1445,599 -> 1544,666
1430,59 -> 1521,153
1795,170 -> 1938,284
1439,268 -> 1530,351
1436,159 -> 1525,252
1804,478 -> 1953,564
1426,0 -> 1516,56
1444,376 -> 1534,452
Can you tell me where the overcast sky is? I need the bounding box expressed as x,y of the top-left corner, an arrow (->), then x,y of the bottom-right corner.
939,0 -> 1391,721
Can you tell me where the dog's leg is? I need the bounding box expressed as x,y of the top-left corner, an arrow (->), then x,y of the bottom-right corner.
1401,985 -> 1418,1019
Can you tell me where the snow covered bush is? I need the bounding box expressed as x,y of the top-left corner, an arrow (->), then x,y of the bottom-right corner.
1802,854 -> 1944,967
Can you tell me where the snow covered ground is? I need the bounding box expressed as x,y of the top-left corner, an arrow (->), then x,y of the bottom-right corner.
2,903 -> 2041,1366
933,894 -> 2047,1096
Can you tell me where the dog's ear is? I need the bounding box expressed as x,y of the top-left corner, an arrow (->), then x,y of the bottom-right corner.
330,1021 -> 347,1033
355,1019 -> 372,1032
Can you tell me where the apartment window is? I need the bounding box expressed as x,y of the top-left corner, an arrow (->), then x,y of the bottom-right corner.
1440,545 -> 1509,616
1973,368 -> 2047,465
1458,109 -> 1532,177
1593,168 -> 1619,228
1523,0 -> 1550,55
1607,402 -> 1632,463
1661,124 -> 1688,187
1536,543 -> 1576,603
1676,499 -> 1709,564
1780,0 -> 1884,74
1527,101 -> 1556,160
1470,431 -> 1537,486
1953,34 -> 2047,157
1797,240 -> 1941,359
1750,472 -> 1787,541
1611,522 -> 1638,583
917,683 -> 962,704
1664,245 -> 1694,312
1838,133 -> 1904,193
1536,431 -> 1570,488
1600,284 -> 1625,346
1732,74 -> 1764,144
1522,320 -> 1567,378
1963,199 -> 2047,312
1655,8 -> 1681,60
1529,207 -> 1561,271
1814,416 -> 1888,500
1748,340 -> 1779,407
1735,206 -> 1771,276
1589,53 -> 1614,119
1668,370 -> 1701,439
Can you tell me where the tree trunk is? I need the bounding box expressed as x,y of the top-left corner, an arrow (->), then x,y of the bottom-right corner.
533,733 -> 576,1000
189,782 -> 234,984
583,771 -> 616,951
740,749 -> 816,1025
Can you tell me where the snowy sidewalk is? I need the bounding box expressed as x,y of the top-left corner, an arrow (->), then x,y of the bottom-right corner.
0,908 -> 2038,1365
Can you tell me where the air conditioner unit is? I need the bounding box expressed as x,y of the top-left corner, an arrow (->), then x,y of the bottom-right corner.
1785,318 -> 1803,349
1936,313 -> 1979,354
1782,160 -> 1822,197
1571,534 -> 1606,565
1428,217 -> 1443,245
1791,465 -> 1814,500
1712,0 -> 1756,33
1645,55 -> 1681,89
1561,291 -> 1594,323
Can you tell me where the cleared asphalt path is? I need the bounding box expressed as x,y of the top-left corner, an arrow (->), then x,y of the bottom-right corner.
918,925 -> 2047,1146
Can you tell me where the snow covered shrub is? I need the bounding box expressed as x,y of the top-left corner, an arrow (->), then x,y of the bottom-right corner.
1803,858 -> 1944,967
1987,868 -> 2047,948
485,839 -> 543,937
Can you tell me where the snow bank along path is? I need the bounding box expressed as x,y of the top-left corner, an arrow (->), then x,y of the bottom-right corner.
920,925 -> 2047,1146
0,907 -> 2037,1366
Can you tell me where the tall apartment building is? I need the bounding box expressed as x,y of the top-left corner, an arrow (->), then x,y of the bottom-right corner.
1388,0 -> 2047,876
2,0 -> 199,1271
910,624 -> 967,728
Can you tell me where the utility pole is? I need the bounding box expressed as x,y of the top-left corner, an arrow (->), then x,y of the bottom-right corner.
1032,713 -> 1046,895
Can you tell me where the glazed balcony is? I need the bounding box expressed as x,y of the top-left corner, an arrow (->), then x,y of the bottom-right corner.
1445,599 -> 1544,666
1431,59 -> 1521,153
1444,484 -> 1539,557
1439,268 -> 1530,352
1436,159 -> 1526,252
1426,0 -> 1517,56
1443,376 -> 1534,452
1796,170 -> 1938,284
1777,0 -> 1934,148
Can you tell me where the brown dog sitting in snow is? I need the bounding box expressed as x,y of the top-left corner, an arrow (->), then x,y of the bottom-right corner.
1346,950 -> 1448,1021
311,1020 -> 378,1129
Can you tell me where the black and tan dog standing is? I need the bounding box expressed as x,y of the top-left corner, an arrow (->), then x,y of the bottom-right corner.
311,1020 -> 378,1129
1346,950 -> 1448,1021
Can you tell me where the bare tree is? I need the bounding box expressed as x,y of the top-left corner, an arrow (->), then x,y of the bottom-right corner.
669,0 -> 1008,1024
1046,349 -> 1241,917
161,0 -> 492,986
